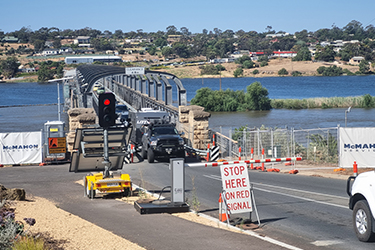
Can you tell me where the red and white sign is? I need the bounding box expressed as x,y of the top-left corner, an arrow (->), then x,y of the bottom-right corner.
220,164 -> 252,214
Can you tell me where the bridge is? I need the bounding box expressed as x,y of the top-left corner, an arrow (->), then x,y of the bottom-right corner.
73,64 -> 187,118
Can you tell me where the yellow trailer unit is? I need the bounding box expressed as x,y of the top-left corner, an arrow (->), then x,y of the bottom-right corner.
85,172 -> 132,199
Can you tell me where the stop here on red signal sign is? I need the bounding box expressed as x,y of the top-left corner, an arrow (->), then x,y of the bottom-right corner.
220,164 -> 252,214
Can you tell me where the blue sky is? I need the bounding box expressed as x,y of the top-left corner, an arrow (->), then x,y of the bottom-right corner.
1,0 -> 374,34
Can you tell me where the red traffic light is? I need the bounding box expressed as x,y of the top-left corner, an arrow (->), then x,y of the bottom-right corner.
104,99 -> 111,105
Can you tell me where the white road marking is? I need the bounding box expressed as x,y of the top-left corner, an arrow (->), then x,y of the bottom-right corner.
311,240 -> 344,246
203,174 -> 348,209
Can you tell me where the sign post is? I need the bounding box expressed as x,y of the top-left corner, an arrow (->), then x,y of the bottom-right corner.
220,163 -> 260,225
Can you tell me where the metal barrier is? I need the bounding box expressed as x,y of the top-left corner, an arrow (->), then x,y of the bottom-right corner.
209,127 -> 338,164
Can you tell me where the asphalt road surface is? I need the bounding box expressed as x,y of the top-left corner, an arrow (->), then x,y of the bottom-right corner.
1,160 -> 375,250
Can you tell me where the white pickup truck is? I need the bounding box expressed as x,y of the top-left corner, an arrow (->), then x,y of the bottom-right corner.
347,171 -> 375,242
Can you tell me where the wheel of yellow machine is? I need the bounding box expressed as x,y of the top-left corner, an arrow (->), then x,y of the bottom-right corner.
85,177 -> 96,199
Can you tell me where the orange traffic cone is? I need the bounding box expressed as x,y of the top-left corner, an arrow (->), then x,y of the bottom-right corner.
219,193 -> 229,222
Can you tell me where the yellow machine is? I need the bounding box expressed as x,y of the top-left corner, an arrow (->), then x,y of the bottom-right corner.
85,172 -> 132,199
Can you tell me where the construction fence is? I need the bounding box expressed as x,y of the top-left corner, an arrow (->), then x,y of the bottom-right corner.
209,127 -> 339,164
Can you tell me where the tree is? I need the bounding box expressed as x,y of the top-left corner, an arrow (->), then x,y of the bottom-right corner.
37,64 -> 54,82
359,60 -> 370,74
147,46 -> 157,55
0,57 -> 20,78
172,43 -> 190,58
233,68 -> 243,78
278,68 -> 288,76
244,82 -> 271,110
314,45 -> 336,62
293,47 -> 311,61
161,46 -> 173,57
214,39 -> 233,58
155,38 -> 167,48
166,25 -> 177,35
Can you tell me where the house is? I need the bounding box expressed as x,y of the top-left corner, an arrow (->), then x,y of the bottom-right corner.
272,51 -> 297,58
349,56 -> 365,65
74,36 -> 91,47
59,47 -> 73,54
42,48 -> 59,56
265,33 -> 290,38
2,36 -> 18,43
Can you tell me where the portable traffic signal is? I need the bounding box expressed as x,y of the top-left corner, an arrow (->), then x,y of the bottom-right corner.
98,93 -> 116,127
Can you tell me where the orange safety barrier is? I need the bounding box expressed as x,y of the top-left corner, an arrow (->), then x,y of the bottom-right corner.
289,169 -> 299,174
218,193 -> 230,222
250,148 -> 254,170
353,161 -> 358,176
267,168 -> 280,172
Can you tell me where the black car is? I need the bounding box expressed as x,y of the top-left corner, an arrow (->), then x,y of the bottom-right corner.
141,123 -> 185,163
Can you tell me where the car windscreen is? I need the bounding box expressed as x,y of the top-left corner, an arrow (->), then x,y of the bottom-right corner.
116,105 -> 128,112
152,127 -> 177,136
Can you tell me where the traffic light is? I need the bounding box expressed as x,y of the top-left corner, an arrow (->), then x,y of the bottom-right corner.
98,93 -> 116,127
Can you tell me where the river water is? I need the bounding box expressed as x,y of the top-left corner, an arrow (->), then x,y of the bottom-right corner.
0,76 -> 374,133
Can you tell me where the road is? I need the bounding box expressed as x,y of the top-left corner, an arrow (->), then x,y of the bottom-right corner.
124,159 -> 375,250
1,159 -> 374,249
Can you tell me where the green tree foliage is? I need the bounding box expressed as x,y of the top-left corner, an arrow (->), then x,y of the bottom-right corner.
91,38 -> 114,51
233,68 -> 243,77
252,69 -> 259,75
278,68 -> 288,75
244,82 -> 271,110
316,65 -> 343,76
216,64 -> 226,71
214,39 -> 234,58
362,94 -> 374,107
147,46 -> 157,55
0,57 -> 20,78
172,42 -> 190,58
37,64 -> 54,82
292,71 -> 302,76
358,60 -> 370,74
292,47 -> 311,61
154,38 -> 167,48
314,45 -> 336,62
190,82 -> 271,111
161,46 -> 173,57
200,65 -> 219,75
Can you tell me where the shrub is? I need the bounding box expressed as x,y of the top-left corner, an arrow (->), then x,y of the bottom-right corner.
252,69 -> 259,75
292,71 -> 302,76
260,61 -> 268,67
233,68 -> 243,78
278,68 -> 288,76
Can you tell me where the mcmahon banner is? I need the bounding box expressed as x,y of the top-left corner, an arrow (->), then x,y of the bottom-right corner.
339,127 -> 375,168
0,132 -> 42,165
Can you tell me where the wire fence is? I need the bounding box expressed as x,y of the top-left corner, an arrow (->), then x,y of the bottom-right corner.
209,126 -> 339,164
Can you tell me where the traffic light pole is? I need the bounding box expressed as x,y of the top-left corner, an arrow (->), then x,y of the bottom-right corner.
103,127 -> 111,178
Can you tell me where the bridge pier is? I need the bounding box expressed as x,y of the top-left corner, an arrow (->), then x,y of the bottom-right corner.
179,105 -> 211,150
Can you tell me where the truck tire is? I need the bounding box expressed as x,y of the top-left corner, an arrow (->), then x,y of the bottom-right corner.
353,200 -> 375,242
141,146 -> 147,159
147,148 -> 155,163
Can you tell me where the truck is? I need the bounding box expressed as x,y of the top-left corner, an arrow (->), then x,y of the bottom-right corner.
140,122 -> 185,163
347,171 -> 375,242
128,108 -> 185,163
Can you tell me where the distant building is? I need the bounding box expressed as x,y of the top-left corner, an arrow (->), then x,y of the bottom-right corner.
2,36 -> 18,43
59,47 -> 73,54
266,33 -> 290,38
74,36 -> 91,47
65,55 -> 122,64
272,51 -> 297,58
349,56 -> 365,65
42,48 -> 59,56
